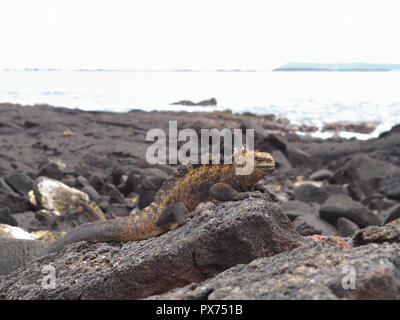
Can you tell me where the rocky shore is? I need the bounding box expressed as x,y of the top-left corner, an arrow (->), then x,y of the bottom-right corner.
0,102 -> 399,299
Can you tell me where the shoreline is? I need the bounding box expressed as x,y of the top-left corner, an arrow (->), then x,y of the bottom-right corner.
0,102 -> 391,141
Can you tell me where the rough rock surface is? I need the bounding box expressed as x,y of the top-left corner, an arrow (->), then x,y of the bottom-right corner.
148,241 -> 400,300
281,200 -> 319,221
330,153 -> 400,185
294,184 -> 330,205
336,217 -> 360,237
294,215 -> 337,236
320,194 -> 380,228
352,221 -> 400,246
384,204 -> 400,225
0,199 -> 304,299
0,238 -> 47,276
309,169 -> 333,181
379,172 -> 400,200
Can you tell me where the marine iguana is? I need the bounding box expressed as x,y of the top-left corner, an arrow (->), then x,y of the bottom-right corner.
44,149 -> 275,254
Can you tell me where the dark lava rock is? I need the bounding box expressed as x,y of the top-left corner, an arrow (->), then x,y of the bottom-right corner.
171,98 -> 217,106
368,198 -> 399,212
33,208 -> 94,234
124,168 -> 169,208
330,153 -> 399,185
0,199 -> 303,300
0,175 -> 32,213
294,184 -> 330,205
322,121 -> 379,134
0,208 -> 18,226
149,241 -> 400,300
110,165 -> 125,186
309,169 -> 333,181
88,174 -> 105,192
383,204 -> 400,225
320,194 -> 380,228
336,217 -> 360,237
293,215 -> 337,236
270,150 -> 292,171
80,184 -> 101,203
106,203 -> 130,217
346,180 -> 378,202
12,211 -> 46,232
263,134 -> 287,153
379,172 -> 400,200
4,172 -> 33,195
74,154 -> 114,180
37,162 -> 63,180
0,238 -> 47,276
352,222 -> 400,246
61,175 -> 76,187
320,184 -> 348,196
0,193 -> 31,214
286,147 -> 314,168
102,183 -> 125,204
281,200 -> 319,221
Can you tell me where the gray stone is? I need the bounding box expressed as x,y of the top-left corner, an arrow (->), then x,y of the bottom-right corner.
320,194 -> 380,228
124,168 -> 169,208
281,200 -> 319,221
294,215 -> 337,236
4,172 -> 34,195
309,169 -> 333,181
379,172 -> 400,200
383,204 -> 400,225
12,211 -> 45,232
336,217 -> 360,237
331,153 -> 400,185
294,184 -> 330,205
0,208 -> 18,226
37,162 -> 63,180
106,203 -> 130,217
270,150 -> 292,171
320,184 -> 348,196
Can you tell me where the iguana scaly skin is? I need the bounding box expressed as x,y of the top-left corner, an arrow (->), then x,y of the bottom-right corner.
45,150 -> 275,254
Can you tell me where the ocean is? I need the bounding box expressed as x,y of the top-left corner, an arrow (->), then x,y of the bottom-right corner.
1,70 -> 399,140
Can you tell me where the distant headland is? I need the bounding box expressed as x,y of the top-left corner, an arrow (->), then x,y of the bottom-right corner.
273,62 -> 400,72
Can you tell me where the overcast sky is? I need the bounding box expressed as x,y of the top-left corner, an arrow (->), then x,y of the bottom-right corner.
1,0 -> 399,70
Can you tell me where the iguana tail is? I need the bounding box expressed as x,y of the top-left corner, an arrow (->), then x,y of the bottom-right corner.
43,206 -> 164,254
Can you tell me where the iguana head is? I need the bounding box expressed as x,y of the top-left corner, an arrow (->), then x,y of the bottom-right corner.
232,147 -> 275,185
233,147 -> 275,172
253,150 -> 276,174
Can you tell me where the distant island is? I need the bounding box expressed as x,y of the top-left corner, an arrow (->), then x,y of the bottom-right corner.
273,62 -> 400,72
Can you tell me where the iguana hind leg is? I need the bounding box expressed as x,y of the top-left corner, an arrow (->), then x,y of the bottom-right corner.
156,202 -> 195,228
209,182 -> 274,202
209,182 -> 250,201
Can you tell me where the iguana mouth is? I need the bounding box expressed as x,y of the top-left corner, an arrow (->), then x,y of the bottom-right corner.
256,160 -> 275,170
259,165 -> 275,174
